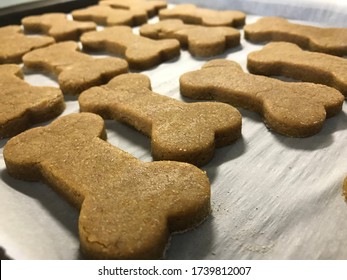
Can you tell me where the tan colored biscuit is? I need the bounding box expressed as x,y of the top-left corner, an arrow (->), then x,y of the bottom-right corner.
100,0 -> 167,17
0,64 -> 65,138
3,112 -> 211,259
139,19 -> 240,57
247,42 -> 347,97
0,25 -> 54,64
180,59 -> 343,137
244,17 -> 347,56
71,5 -> 147,26
22,41 -> 128,95
159,4 -> 246,27
80,26 -> 180,69
79,73 -> 241,166
22,13 -> 97,42
344,177 -> 347,200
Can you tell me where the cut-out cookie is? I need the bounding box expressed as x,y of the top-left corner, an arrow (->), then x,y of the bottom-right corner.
3,112 -> 211,259
22,41 -> 128,95
0,64 -> 65,138
139,19 -> 240,57
0,25 -> 54,64
79,73 -> 241,166
22,13 -> 97,41
100,0 -> 167,17
80,26 -> 180,69
244,17 -> 347,56
159,4 -> 246,27
71,5 -> 147,26
180,59 -> 343,137
247,42 -> 347,97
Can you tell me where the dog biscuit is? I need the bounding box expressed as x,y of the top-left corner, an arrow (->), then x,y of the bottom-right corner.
247,42 -> 347,97
79,73 -> 242,166
22,13 -> 97,41
0,25 -> 54,64
72,5 -> 147,26
22,41 -> 128,95
139,19 -> 240,57
180,59 -> 343,137
159,4 -> 245,27
80,26 -> 180,69
0,64 -> 64,138
3,112 -> 211,259
244,17 -> 347,56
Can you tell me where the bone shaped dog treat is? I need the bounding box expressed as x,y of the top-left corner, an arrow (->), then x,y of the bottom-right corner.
139,19 -> 240,57
244,17 -> 347,56
3,112 -> 210,259
180,59 -> 343,137
71,5 -> 147,26
247,42 -> 347,97
159,4 -> 246,27
0,64 -> 64,138
0,25 -> 54,63
100,0 -> 167,17
80,26 -> 180,69
79,73 -> 241,166
22,13 -> 97,41
22,41 -> 128,95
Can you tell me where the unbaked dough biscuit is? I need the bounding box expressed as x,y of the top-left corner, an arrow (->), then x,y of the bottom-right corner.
0,25 -> 54,64
159,4 -> 246,27
22,13 -> 97,41
0,64 -> 64,138
244,17 -> 347,56
3,112 -> 211,259
139,19 -> 240,57
180,59 -> 343,137
79,73 -> 242,166
247,42 -> 347,97
22,41 -> 128,95
80,26 -> 180,69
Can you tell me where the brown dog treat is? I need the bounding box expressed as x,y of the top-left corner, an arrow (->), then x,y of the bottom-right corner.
0,25 -> 54,64
100,0 -> 167,17
71,5 -> 147,26
22,41 -> 128,95
244,17 -> 347,56
22,13 -> 97,42
139,19 -> 240,57
80,26 -> 180,69
0,64 -> 65,139
180,59 -> 343,137
3,112 -> 211,259
79,73 -> 241,166
159,4 -> 246,27
247,42 -> 347,97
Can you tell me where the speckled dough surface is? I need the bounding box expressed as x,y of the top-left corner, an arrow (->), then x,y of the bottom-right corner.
159,4 -> 245,27
247,42 -> 347,97
140,19 -> 240,57
244,17 -> 347,56
22,13 -> 97,42
22,41 -> 128,95
79,73 -> 242,166
0,25 -> 54,64
0,64 -> 64,138
180,59 -> 344,137
3,113 -> 211,259
80,26 -> 180,69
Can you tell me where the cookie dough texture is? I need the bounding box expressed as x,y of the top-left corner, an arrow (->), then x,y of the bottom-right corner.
3,113 -> 211,259
79,73 -> 242,166
0,64 -> 64,138
180,59 -> 343,137
244,17 -> 347,56
247,42 -> 347,97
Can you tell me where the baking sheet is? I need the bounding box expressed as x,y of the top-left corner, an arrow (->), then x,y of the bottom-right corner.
1,2 -> 347,260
